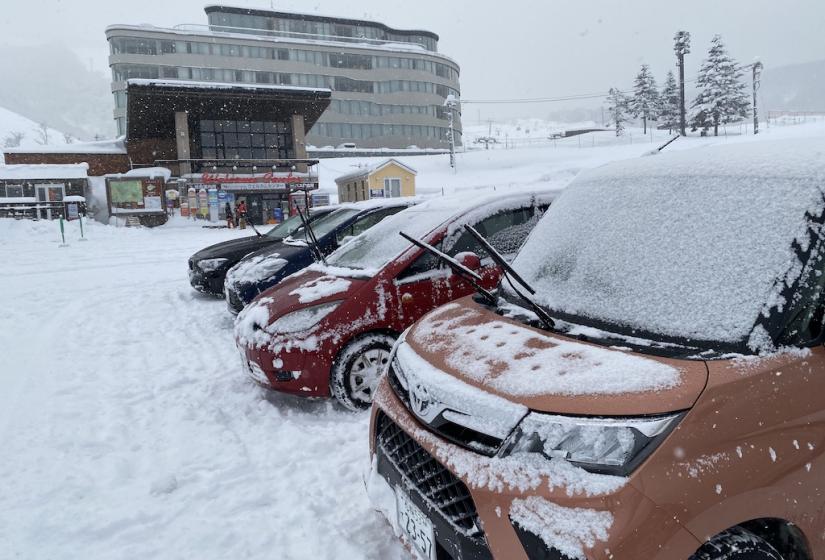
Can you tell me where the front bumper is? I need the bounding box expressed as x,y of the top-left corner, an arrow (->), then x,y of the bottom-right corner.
237,341 -> 333,398
188,267 -> 226,296
368,380 -> 701,560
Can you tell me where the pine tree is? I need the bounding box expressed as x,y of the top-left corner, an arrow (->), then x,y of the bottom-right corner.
659,70 -> 680,134
606,88 -> 629,137
690,35 -> 751,136
630,64 -> 660,134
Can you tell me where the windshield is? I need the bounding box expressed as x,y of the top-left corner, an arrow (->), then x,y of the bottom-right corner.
288,208 -> 361,242
327,206 -> 458,271
509,144 -> 825,349
264,211 -> 323,239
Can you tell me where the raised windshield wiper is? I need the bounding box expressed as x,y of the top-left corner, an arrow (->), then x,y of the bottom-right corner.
463,224 -> 556,331
297,207 -> 327,265
399,231 -> 496,304
247,217 -> 263,237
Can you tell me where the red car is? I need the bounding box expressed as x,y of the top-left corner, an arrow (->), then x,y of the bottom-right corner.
235,190 -> 556,410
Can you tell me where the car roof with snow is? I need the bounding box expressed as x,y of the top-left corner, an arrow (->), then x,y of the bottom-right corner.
326,188 -> 560,273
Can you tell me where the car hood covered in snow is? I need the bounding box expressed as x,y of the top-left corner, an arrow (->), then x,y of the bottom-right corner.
256,269 -> 366,319
402,298 -> 708,416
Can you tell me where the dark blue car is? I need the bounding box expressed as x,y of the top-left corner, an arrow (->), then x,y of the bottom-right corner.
224,199 -> 416,313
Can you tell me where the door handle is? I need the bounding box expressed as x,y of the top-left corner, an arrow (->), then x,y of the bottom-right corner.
401,293 -> 413,304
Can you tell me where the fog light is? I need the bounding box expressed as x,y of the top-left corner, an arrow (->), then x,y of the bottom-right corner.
275,371 -> 301,382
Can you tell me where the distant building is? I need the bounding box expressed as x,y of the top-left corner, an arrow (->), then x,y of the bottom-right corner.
5,81 -> 332,224
105,5 -> 462,149
0,164 -> 89,220
335,159 -> 417,202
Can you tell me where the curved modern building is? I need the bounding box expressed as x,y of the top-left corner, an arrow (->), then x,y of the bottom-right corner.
106,5 -> 462,150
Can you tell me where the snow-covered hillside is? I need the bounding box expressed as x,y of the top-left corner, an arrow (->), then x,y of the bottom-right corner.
0,105 -> 73,161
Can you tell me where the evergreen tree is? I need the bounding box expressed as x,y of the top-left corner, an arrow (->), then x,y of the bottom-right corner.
690,35 -> 750,136
606,88 -> 629,137
659,70 -> 681,134
630,64 -> 660,134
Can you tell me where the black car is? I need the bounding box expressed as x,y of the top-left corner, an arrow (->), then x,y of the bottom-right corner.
188,207 -> 335,296
224,199 -> 417,313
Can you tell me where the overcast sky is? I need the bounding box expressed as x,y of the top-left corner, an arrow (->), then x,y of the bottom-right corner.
0,0 -> 822,122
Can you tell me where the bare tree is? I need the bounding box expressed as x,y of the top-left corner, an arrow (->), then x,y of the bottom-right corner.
3,131 -> 24,148
63,132 -> 75,144
35,123 -> 50,145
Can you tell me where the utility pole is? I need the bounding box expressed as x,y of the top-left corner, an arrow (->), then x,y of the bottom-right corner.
752,61 -> 763,135
674,31 -> 691,136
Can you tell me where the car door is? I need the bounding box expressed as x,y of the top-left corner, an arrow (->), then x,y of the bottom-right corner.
396,203 -> 546,325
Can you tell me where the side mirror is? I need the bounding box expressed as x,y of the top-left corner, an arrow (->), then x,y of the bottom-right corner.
454,251 -> 482,272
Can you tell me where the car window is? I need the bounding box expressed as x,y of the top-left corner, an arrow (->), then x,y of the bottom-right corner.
396,242 -> 443,281
336,206 -> 406,243
447,205 -> 545,259
779,240 -> 825,345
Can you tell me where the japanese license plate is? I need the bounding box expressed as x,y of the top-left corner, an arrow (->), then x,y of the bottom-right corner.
395,487 -> 436,560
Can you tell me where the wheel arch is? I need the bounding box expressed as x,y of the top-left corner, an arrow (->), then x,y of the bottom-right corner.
691,519 -> 812,560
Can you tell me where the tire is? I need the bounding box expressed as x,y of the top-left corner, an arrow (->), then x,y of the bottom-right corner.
331,333 -> 395,411
690,527 -> 783,560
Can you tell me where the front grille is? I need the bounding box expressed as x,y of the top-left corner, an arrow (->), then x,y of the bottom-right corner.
387,364 -> 503,456
376,411 -> 481,535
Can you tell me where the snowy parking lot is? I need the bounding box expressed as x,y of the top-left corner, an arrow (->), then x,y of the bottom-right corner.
2,123 -> 824,559
0,219 -> 406,559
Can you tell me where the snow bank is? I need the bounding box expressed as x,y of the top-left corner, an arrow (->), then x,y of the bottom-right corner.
410,303 -> 681,397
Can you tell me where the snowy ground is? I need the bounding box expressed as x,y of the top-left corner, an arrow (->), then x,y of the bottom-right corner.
2,120 -> 824,559
0,219 -> 406,560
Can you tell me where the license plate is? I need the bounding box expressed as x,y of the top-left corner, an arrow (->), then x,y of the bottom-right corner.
395,487 -> 436,560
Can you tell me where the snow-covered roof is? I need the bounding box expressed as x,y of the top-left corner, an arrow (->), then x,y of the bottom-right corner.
107,167 -> 173,182
127,79 -> 331,95
202,4 -> 440,40
334,159 -> 418,184
0,163 -> 89,180
511,137 -> 825,348
4,137 -> 126,155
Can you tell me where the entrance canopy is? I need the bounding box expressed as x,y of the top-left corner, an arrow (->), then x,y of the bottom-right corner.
125,80 -> 332,140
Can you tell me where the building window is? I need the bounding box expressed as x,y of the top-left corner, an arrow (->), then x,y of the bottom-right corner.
3,185 -> 24,197
384,178 -> 401,198
199,119 -> 294,161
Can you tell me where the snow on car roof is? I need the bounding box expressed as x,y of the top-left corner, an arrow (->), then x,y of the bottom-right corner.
326,189 -> 560,273
511,137 -> 825,347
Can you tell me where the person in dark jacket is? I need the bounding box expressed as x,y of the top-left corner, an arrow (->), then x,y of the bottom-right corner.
225,202 -> 234,228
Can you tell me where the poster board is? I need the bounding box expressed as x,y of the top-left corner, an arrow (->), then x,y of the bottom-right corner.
107,177 -> 167,215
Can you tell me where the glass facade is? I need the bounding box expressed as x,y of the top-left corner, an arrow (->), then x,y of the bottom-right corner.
198,119 -> 294,161
206,11 -> 438,51
110,38 -> 459,81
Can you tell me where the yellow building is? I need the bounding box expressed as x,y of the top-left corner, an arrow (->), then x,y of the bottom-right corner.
335,159 -> 417,203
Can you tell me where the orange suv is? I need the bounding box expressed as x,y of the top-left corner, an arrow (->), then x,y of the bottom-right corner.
368,139 -> 825,560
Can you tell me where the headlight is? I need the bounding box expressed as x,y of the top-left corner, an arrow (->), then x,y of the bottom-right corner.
501,411 -> 683,476
266,301 -> 342,334
198,258 -> 229,273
